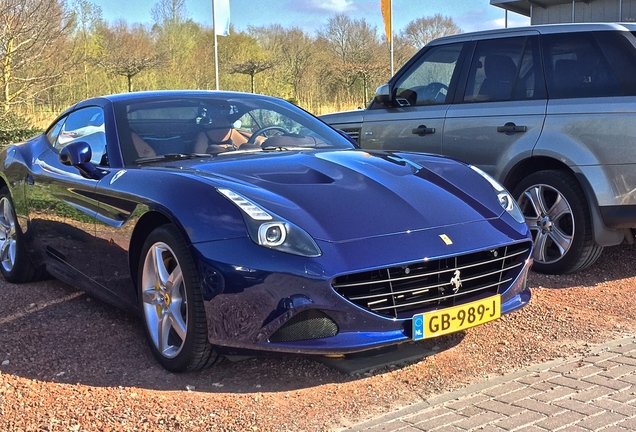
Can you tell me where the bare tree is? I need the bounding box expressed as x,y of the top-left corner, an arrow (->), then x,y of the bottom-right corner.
249,25 -> 316,103
71,0 -> 103,99
231,60 -> 275,93
317,14 -> 385,105
94,21 -> 162,92
402,14 -> 462,50
0,0 -> 75,111
150,0 -> 198,74
278,28 -> 315,103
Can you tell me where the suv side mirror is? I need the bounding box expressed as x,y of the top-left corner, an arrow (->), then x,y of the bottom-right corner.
374,84 -> 393,106
59,141 -> 106,180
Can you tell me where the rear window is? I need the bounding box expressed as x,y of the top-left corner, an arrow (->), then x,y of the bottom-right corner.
542,32 -> 622,99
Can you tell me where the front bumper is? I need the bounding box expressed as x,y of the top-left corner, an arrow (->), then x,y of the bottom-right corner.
192,219 -> 532,355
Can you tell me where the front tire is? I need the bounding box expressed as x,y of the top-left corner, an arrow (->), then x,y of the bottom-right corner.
0,186 -> 43,283
513,170 -> 603,274
138,224 -> 219,372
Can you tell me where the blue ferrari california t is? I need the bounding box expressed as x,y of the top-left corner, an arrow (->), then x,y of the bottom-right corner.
0,91 -> 532,371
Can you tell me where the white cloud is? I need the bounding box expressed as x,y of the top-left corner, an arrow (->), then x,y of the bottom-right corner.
308,0 -> 355,13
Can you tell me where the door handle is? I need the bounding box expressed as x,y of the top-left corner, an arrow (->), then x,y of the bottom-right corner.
497,122 -> 527,135
412,125 -> 436,136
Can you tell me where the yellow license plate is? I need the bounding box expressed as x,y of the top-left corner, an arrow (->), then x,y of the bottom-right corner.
412,295 -> 501,340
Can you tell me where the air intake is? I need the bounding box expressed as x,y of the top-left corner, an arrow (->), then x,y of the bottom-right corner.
333,242 -> 531,319
269,310 -> 339,342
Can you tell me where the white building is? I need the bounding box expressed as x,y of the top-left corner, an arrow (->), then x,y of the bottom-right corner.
491,0 -> 636,24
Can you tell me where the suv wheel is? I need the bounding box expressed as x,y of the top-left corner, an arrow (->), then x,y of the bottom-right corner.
513,170 -> 603,274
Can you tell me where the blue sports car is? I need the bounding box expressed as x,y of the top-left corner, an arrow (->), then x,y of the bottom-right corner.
0,91 -> 532,371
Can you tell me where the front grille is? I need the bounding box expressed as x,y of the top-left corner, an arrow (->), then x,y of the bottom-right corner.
339,128 -> 360,143
269,310 -> 339,342
332,242 -> 531,319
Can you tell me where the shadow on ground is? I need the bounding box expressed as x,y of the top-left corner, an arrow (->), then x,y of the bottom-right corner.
0,277 -> 463,394
2,242 -> 632,394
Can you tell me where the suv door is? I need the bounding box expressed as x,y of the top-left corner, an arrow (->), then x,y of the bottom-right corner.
514,30 -> 636,274
358,42 -> 466,154
443,34 -> 547,180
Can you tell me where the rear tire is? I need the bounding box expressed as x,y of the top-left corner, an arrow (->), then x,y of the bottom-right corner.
0,186 -> 45,283
138,224 -> 220,372
513,170 -> 603,274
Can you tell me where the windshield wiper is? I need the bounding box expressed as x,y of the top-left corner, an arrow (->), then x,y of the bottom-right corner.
135,153 -> 212,164
261,146 -> 312,152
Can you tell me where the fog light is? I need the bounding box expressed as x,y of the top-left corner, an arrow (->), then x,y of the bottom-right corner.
258,222 -> 286,247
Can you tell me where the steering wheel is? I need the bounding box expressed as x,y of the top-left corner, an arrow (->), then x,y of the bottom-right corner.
247,126 -> 289,145
423,82 -> 449,103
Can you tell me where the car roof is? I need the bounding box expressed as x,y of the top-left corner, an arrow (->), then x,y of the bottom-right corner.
428,22 -> 634,46
49,90 -> 284,134
76,90 -> 273,106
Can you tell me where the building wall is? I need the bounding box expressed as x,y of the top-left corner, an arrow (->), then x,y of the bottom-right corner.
530,0 -> 636,24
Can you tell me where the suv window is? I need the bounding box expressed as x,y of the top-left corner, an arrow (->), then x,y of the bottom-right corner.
464,36 -> 545,102
393,43 -> 462,107
542,32 -> 622,99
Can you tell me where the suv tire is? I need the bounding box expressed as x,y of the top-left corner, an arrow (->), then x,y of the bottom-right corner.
513,170 -> 603,274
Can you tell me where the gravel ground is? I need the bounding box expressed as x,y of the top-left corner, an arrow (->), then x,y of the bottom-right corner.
1,242 -> 635,431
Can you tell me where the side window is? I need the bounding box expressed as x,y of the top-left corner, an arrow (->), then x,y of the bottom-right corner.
542,32 -> 622,99
55,107 -> 107,166
240,109 -> 303,135
463,36 -> 544,103
393,43 -> 462,107
46,118 -> 66,145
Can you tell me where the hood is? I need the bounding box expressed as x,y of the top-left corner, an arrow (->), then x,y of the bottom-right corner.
319,109 -> 365,125
183,150 -> 505,243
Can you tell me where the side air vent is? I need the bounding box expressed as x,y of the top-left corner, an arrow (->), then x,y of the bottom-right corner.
339,128 -> 360,143
269,310 -> 339,342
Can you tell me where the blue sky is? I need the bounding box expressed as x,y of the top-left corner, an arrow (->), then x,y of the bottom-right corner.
92,0 -> 530,35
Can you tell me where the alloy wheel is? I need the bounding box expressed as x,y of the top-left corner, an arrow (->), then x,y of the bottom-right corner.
140,241 -> 188,359
518,183 -> 574,265
0,197 -> 18,273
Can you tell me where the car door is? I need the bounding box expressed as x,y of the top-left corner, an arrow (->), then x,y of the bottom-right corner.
359,42 -> 466,154
443,33 -> 547,180
26,106 -> 107,281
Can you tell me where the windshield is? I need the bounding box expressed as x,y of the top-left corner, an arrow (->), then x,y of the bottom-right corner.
114,94 -> 354,166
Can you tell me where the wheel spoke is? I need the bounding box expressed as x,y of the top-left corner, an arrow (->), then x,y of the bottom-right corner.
526,187 -> 547,216
524,214 -> 540,226
0,240 -> 9,265
547,194 -> 571,223
157,309 -> 172,354
548,226 -> 572,256
151,245 -> 170,288
166,262 -> 183,294
142,288 -> 162,306
7,240 -> 15,267
168,299 -> 187,341
533,230 -> 550,263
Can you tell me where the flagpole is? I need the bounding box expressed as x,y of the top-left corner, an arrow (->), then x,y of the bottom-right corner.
390,0 -> 394,76
381,0 -> 394,76
212,0 -> 220,90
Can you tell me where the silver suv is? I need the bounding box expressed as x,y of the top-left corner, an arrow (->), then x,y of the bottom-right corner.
321,23 -> 636,275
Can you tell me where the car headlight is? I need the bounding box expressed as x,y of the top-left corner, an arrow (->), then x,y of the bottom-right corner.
469,166 -> 525,224
218,188 -> 322,257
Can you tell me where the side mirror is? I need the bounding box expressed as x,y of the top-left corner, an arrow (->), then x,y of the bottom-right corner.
59,141 -> 106,180
374,84 -> 393,106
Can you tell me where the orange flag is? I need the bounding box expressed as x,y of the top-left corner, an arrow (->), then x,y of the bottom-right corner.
380,0 -> 392,43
